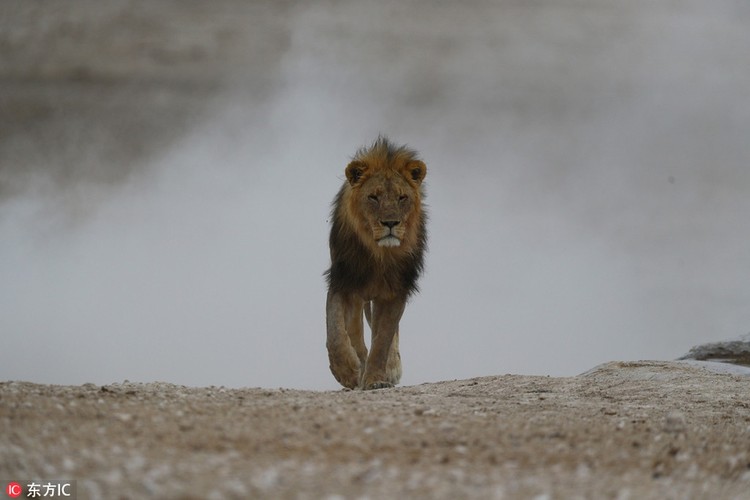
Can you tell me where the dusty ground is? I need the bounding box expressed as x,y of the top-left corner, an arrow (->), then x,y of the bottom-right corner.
3,361 -> 750,499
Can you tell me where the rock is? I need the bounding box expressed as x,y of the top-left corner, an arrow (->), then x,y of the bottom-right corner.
677,333 -> 750,367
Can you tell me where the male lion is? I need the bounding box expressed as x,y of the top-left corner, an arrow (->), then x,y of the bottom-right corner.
325,137 -> 427,390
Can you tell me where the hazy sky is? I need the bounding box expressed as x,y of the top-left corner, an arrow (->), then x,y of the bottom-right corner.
2,1 -> 749,390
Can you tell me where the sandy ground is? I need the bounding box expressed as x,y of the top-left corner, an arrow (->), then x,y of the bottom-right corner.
3,361 -> 750,499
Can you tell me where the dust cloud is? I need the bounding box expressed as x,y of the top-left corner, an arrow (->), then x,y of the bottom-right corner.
1,1 -> 749,389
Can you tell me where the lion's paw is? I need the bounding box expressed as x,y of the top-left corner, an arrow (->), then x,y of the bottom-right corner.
364,381 -> 394,391
332,366 -> 361,390
328,340 -> 362,390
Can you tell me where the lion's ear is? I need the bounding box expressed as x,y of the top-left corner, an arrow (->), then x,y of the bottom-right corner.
405,160 -> 426,185
345,161 -> 368,185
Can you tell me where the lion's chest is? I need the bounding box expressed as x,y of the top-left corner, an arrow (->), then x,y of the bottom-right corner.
327,212 -> 422,300
358,269 -> 403,301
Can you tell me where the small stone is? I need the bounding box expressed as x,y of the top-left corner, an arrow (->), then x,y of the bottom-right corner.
664,411 -> 686,433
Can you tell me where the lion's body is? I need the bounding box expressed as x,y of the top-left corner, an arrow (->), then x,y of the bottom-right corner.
325,137 -> 427,390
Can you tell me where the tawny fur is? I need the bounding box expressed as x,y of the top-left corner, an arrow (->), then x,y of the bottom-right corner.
325,137 -> 427,390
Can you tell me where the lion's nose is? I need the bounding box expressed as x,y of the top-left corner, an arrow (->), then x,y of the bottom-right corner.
380,220 -> 400,229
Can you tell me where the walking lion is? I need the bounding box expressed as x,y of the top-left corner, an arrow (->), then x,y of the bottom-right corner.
325,137 -> 427,390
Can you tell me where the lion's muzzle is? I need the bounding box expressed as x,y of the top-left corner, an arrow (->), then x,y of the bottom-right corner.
377,220 -> 402,247
378,235 -> 401,247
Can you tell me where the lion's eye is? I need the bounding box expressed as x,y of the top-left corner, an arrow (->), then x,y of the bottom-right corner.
368,194 -> 379,203
398,195 -> 408,202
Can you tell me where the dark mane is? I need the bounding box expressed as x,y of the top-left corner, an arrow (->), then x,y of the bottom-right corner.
352,135 -> 422,167
324,185 -> 427,298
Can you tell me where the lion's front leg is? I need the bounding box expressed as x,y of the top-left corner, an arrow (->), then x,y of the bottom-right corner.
385,330 -> 402,386
361,297 -> 406,390
346,296 -> 368,368
326,290 -> 361,389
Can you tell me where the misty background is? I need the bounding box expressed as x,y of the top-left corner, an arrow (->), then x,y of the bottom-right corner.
2,1 -> 749,390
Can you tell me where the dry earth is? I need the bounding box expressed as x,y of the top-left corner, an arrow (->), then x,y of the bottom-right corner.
3,361 -> 750,499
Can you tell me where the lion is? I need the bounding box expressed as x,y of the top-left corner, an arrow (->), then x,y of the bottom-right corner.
325,136 -> 427,390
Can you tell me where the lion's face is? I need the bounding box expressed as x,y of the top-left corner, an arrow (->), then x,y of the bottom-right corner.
358,173 -> 416,248
344,158 -> 426,251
